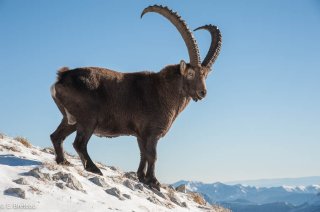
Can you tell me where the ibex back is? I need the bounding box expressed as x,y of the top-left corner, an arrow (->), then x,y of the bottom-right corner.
50,5 -> 222,191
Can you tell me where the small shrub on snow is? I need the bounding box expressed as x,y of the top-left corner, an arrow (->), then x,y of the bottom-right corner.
14,136 -> 32,148
190,192 -> 206,206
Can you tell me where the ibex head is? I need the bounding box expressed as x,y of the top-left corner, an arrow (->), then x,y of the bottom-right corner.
141,5 -> 222,101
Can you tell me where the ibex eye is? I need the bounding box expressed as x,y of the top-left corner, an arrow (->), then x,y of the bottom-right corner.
187,72 -> 194,79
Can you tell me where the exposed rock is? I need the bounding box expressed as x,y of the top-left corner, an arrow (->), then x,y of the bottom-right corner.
153,189 -> 167,200
31,150 -> 39,155
134,183 -> 144,191
41,147 -> 55,155
164,202 -> 175,209
89,176 -> 109,188
105,187 -> 124,200
43,162 -> 59,171
167,188 -> 175,196
13,177 -> 28,185
28,186 -> 42,195
110,176 -> 123,184
168,185 -> 175,190
52,171 -> 83,191
108,166 -> 118,171
56,182 -> 65,189
52,171 -> 68,181
24,167 -> 51,180
161,184 -> 175,191
147,196 -> 163,206
123,171 -> 138,181
123,193 -> 131,199
123,179 -> 135,191
4,187 -> 26,199
181,202 -> 188,208
1,145 -> 21,152
175,184 -> 187,193
169,193 -> 183,207
166,187 -> 185,207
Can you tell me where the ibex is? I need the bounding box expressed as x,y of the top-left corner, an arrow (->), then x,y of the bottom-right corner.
50,5 -> 221,191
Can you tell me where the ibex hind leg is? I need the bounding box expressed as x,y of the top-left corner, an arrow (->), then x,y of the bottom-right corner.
73,124 -> 103,175
50,118 -> 76,165
137,138 -> 148,183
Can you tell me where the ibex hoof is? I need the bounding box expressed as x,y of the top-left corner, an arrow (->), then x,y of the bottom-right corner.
137,173 -> 146,183
56,158 -> 71,166
86,166 -> 103,176
146,177 -> 161,191
149,181 -> 161,191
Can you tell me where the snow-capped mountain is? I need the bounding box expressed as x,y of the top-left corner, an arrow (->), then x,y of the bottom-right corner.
227,176 -> 320,188
173,180 -> 320,212
0,134 -> 229,212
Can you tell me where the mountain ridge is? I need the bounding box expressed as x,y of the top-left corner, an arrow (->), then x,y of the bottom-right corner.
226,176 -> 320,187
174,175 -> 320,188
172,180 -> 320,212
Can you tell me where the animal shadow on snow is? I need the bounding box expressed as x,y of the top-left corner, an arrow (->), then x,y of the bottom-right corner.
0,154 -> 42,166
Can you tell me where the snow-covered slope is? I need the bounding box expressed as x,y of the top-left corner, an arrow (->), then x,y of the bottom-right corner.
0,134 -> 229,212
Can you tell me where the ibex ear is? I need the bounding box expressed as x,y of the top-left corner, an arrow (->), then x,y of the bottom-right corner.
180,60 -> 187,75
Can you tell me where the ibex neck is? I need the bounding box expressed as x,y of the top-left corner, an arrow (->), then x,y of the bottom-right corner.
158,64 -> 191,117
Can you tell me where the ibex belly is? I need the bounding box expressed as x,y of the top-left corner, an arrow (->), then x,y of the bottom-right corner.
93,118 -> 137,138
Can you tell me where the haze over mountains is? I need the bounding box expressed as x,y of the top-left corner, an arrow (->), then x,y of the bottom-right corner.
173,179 -> 320,212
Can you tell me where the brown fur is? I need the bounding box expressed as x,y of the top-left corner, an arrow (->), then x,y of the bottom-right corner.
50,62 -> 207,191
50,5 -> 221,191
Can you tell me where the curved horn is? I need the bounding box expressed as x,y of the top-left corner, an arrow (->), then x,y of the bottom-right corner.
194,24 -> 222,70
141,5 -> 201,67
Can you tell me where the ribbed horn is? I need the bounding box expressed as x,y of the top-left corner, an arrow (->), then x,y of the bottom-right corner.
194,24 -> 222,70
141,5 -> 201,67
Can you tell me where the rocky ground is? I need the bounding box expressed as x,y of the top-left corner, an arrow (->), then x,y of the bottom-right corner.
0,134 -> 230,212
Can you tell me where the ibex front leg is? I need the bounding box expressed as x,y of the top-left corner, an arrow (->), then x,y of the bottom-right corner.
137,138 -> 147,183
144,135 -> 160,191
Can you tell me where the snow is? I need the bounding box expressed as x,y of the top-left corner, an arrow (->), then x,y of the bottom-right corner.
0,135 -> 223,212
282,185 -> 320,193
282,185 -> 298,192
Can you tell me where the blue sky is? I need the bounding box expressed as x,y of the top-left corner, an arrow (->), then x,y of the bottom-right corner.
0,0 -> 319,184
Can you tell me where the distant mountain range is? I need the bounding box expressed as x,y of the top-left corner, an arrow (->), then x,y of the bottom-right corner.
226,176 -> 320,187
173,179 -> 320,212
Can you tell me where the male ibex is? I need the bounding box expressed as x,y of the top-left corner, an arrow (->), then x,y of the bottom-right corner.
50,5 -> 221,191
